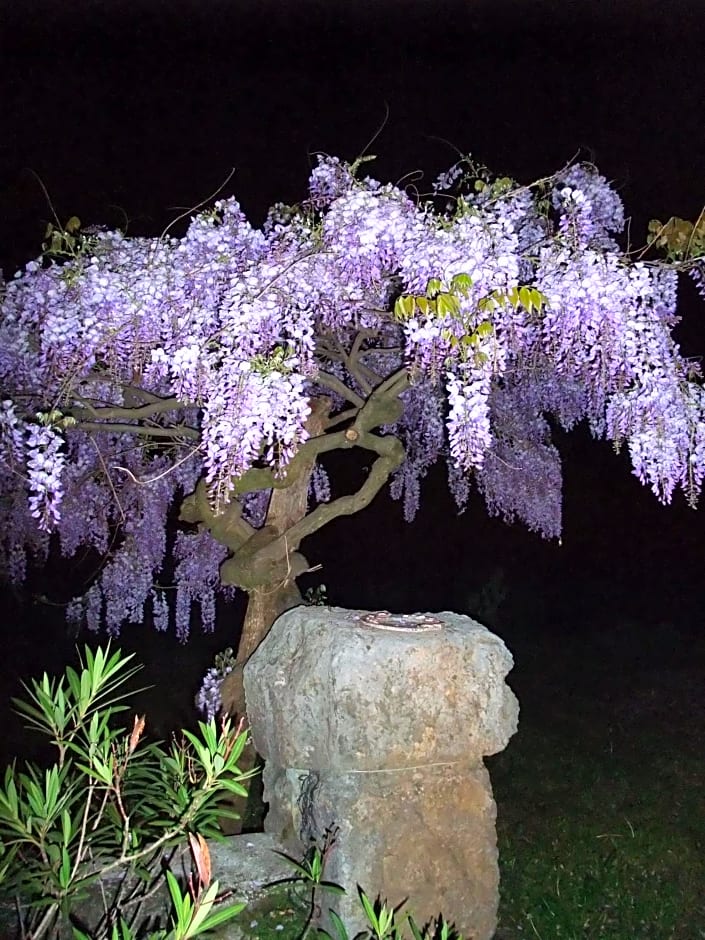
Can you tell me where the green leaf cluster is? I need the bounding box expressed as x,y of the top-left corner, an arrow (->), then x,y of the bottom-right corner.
477,285 -> 547,317
34,408 -> 78,430
0,644 -> 253,939
393,273 -> 472,323
213,646 -> 237,674
647,214 -> 705,262
250,344 -> 296,377
393,276 -> 547,369
42,216 -> 101,266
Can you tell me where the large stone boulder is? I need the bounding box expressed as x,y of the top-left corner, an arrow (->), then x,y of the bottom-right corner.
244,606 -> 519,940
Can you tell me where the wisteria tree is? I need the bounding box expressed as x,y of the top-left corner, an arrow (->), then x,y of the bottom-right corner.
1,153 -> 704,720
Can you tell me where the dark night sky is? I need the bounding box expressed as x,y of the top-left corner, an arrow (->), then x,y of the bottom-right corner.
2,0 -> 705,629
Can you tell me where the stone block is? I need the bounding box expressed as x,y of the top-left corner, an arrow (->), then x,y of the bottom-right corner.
244,607 -> 519,940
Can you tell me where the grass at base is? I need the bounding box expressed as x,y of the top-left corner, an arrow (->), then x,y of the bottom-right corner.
490,675 -> 705,939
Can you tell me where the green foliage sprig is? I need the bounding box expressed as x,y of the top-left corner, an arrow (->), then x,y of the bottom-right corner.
0,644 -> 252,939
646,212 -> 705,262
393,274 -> 547,371
42,217 -> 100,263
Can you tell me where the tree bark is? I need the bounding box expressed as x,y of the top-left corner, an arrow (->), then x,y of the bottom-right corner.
219,579 -> 302,719
217,579 -> 302,833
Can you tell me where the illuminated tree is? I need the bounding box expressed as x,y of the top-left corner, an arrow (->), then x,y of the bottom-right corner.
1,153 -> 704,718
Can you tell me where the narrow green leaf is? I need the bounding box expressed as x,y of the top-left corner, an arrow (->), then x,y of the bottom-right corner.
425,277 -> 443,298
378,905 -> 394,935
274,849 -> 313,878
198,899 -> 247,931
450,273 -> 473,293
359,890 -> 377,928
58,846 -> 72,889
165,869 -> 187,920
325,909 -> 350,940
65,665 -> 81,700
407,915 -> 424,940
223,730 -> 249,767
75,761 -> 111,785
79,666 -> 92,710
183,879 -> 219,935
180,729 -> 203,751
212,752 -> 225,775
319,881 -> 346,895
196,720 -> 217,753
47,765 -> 60,804
61,808 -> 73,847
25,780 -> 47,818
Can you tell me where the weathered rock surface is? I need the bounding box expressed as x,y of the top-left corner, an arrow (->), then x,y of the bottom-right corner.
244,606 -> 519,940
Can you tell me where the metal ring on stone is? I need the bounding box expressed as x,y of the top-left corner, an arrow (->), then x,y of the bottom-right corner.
357,611 -> 445,631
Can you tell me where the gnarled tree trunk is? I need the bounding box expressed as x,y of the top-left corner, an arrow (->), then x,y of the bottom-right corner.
219,580 -> 302,720
218,580 -> 302,831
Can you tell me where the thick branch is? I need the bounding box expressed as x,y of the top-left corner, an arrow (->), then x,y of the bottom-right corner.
70,421 -> 200,440
316,371 -> 365,409
316,327 -> 386,395
228,397 -> 340,495
325,406 -> 361,430
179,478 -> 255,550
218,375 -> 410,587
183,367 -> 411,588
260,367 -> 410,550
348,329 -> 385,390
227,427 -> 349,498
229,368 -> 409,500
72,396 -> 184,421
219,398 -> 332,588
355,366 -> 410,431
69,394 -> 200,440
255,429 -> 405,566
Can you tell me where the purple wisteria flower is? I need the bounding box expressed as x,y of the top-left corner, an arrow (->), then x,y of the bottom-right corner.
25,424 -> 66,530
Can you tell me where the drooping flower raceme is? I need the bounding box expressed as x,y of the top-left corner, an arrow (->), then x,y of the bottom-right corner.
553,163 -> 625,241
388,382 -> 446,522
25,424 -> 66,530
173,529 -> 232,641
